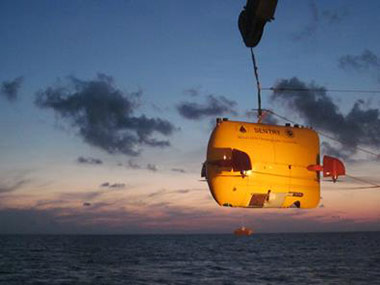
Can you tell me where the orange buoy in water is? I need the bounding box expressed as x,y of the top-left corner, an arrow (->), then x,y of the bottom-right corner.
234,226 -> 253,236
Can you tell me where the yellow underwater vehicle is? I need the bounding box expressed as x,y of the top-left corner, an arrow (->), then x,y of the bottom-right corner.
202,118 -> 345,209
200,0 -> 379,210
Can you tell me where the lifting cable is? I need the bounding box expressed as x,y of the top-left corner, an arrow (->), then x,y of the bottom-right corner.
345,174 -> 380,189
250,48 -> 262,121
262,87 -> 380,94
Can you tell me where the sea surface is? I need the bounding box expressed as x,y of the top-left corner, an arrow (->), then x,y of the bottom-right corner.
0,232 -> 379,284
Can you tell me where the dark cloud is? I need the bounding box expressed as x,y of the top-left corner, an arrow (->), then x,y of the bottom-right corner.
0,179 -> 28,194
292,1 -> 319,41
322,10 -> 344,24
171,168 -> 186,173
60,191 -> 102,201
174,189 -> 190,194
126,160 -> 158,172
1,77 -> 23,102
77,156 -> 103,165
292,1 -> 345,41
147,189 -> 166,198
338,50 -> 380,83
147,188 -> 198,199
127,159 -> 141,169
177,94 -> 237,120
100,182 -> 126,189
34,190 -> 117,209
0,198 -> 378,234
35,74 -> 175,156
271,77 -> 380,158
321,142 -> 352,161
0,206 -> 208,234
34,199 -> 67,208
183,87 -> 200,97
147,164 -> 157,172
339,50 -> 380,71
110,183 -> 126,188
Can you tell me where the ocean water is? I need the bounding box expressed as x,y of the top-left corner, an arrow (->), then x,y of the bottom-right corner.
0,232 -> 379,284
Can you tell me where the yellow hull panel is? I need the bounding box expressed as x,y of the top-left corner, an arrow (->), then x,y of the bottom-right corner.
205,119 -> 320,209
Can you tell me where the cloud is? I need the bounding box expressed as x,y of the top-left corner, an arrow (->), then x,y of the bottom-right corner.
35,190 -> 119,209
147,188 -> 199,199
271,77 -> 380,158
0,194 -> 379,234
100,182 -> 126,189
147,164 -> 157,172
60,191 -> 102,201
77,156 -> 103,165
322,9 -> 344,24
171,168 -> 186,173
338,50 -> 380,83
0,179 -> 28,194
126,160 -> 158,172
147,189 -> 166,198
109,183 -> 126,188
174,189 -> 190,194
32,192 -> 104,209
35,74 -> 175,156
0,206 -> 210,234
177,94 -> 237,120
321,142 -> 353,161
1,77 -> 23,102
183,87 -> 200,97
127,159 -> 141,169
339,50 -> 380,71
292,1 -> 319,41
292,1 -> 345,41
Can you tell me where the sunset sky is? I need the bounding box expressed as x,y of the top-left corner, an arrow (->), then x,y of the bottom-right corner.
1,0 -> 379,234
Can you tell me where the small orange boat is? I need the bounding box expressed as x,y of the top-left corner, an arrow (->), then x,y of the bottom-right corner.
234,226 -> 253,236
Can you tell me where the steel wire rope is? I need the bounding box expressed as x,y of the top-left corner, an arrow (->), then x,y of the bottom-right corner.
262,87 -> 380,94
